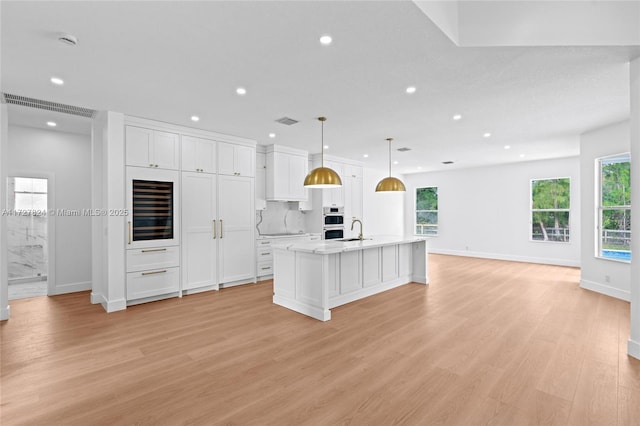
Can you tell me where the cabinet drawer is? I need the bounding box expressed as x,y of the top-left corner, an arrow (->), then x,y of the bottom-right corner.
127,246 -> 180,272
257,247 -> 273,261
126,267 -> 180,300
256,239 -> 272,248
257,261 -> 273,276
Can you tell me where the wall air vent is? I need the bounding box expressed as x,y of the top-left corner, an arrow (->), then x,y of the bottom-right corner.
275,117 -> 299,126
1,93 -> 96,118
397,147 -> 412,152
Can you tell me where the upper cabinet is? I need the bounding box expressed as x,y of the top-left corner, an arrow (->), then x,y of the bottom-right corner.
255,150 -> 267,210
182,135 -> 216,173
218,142 -> 255,177
322,160 -> 344,207
126,126 -> 180,170
266,145 -> 308,202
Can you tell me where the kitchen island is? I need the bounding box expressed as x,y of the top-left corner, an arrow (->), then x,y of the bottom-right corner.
272,236 -> 428,321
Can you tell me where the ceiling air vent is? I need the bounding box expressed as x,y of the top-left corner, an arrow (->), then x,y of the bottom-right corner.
275,117 -> 299,126
1,93 -> 96,118
442,161 -> 454,165
397,147 -> 412,152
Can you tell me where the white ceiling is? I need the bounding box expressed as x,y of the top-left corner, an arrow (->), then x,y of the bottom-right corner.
2,1 -> 639,174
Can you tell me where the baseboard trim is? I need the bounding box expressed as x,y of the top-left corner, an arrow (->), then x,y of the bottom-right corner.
91,292 -> 126,313
580,279 -> 630,302
50,280 -> 91,295
428,248 -> 580,267
628,339 -> 640,360
219,278 -> 255,289
0,304 -> 10,321
182,284 -> 219,296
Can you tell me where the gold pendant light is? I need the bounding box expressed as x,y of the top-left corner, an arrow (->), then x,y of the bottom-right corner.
375,138 -> 406,192
304,117 -> 343,188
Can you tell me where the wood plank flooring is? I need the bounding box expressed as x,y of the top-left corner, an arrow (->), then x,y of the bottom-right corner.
1,254 -> 639,425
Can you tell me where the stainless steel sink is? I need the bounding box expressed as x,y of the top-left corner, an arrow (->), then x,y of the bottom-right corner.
337,238 -> 371,242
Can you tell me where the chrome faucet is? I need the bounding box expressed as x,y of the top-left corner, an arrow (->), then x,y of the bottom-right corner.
351,219 -> 364,240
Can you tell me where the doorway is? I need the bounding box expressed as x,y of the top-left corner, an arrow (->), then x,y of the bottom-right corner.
7,176 -> 49,300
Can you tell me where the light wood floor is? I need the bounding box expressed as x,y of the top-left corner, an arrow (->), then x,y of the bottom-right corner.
1,254 -> 639,425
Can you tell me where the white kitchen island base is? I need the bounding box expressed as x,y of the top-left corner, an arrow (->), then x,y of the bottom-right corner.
272,237 -> 428,321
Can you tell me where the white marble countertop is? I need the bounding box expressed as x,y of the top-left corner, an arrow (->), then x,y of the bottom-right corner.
271,235 -> 427,254
257,233 -> 310,239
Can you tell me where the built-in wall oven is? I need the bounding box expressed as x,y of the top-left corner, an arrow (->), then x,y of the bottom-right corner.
323,206 -> 344,240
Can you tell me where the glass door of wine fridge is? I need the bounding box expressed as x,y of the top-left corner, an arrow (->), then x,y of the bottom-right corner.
126,168 -> 180,249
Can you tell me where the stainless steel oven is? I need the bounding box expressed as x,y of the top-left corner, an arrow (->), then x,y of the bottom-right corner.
323,207 -> 344,239
323,227 -> 344,240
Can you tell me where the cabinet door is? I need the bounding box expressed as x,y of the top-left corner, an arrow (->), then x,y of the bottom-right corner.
235,145 -> 255,177
182,172 -> 218,290
217,142 -> 236,176
256,152 -> 266,210
152,130 -> 180,170
218,175 -> 255,283
182,136 -> 216,173
351,177 -> 363,221
126,126 -> 153,167
289,154 -> 307,200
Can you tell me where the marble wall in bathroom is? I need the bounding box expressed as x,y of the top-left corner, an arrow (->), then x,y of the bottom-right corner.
256,202 -> 307,236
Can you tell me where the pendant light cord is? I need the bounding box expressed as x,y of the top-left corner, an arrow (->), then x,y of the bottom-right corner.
388,139 -> 392,177
321,119 -> 324,167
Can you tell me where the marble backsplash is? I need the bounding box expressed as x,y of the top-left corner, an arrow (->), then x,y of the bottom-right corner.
256,202 -> 307,236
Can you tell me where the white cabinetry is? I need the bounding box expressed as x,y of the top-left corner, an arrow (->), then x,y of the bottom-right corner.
218,175 -> 255,284
125,166 -> 180,303
322,160 -> 344,207
182,135 -> 216,173
256,234 -> 321,280
218,142 -> 255,177
126,125 -> 180,170
266,145 -> 308,202
255,150 -> 267,210
182,172 -> 218,291
343,165 -> 363,238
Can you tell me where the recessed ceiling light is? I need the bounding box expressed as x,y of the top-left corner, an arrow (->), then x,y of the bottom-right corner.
483,133 -> 491,138
452,114 -> 462,120
236,87 -> 247,96
363,154 -> 369,158
268,133 -> 276,138
46,121 -> 57,127
50,77 -> 64,85
190,116 -> 200,122
504,145 -> 511,150
405,86 -> 416,94
393,161 -> 399,165
417,166 -> 422,170
319,35 -> 332,45
324,145 -> 329,149
520,154 -> 526,158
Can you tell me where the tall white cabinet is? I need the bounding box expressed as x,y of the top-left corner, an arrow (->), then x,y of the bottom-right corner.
125,118 -> 256,305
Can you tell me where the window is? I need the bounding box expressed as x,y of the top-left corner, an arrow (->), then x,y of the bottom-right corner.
531,178 -> 570,242
416,187 -> 438,236
598,154 -> 631,262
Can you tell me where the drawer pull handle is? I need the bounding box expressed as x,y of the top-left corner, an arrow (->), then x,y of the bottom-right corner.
141,248 -> 167,253
220,219 -> 223,238
261,267 -> 271,270
142,270 -> 167,276
261,252 -> 270,256
128,221 -> 132,245
213,219 -> 217,239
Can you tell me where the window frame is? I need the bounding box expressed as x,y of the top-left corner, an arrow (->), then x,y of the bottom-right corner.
530,176 -> 571,243
415,186 -> 438,237
597,153 -> 631,263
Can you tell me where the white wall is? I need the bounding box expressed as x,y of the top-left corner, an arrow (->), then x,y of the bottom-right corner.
402,157 -> 581,266
7,125 -> 92,295
580,121 -> 631,301
363,167 -> 405,236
